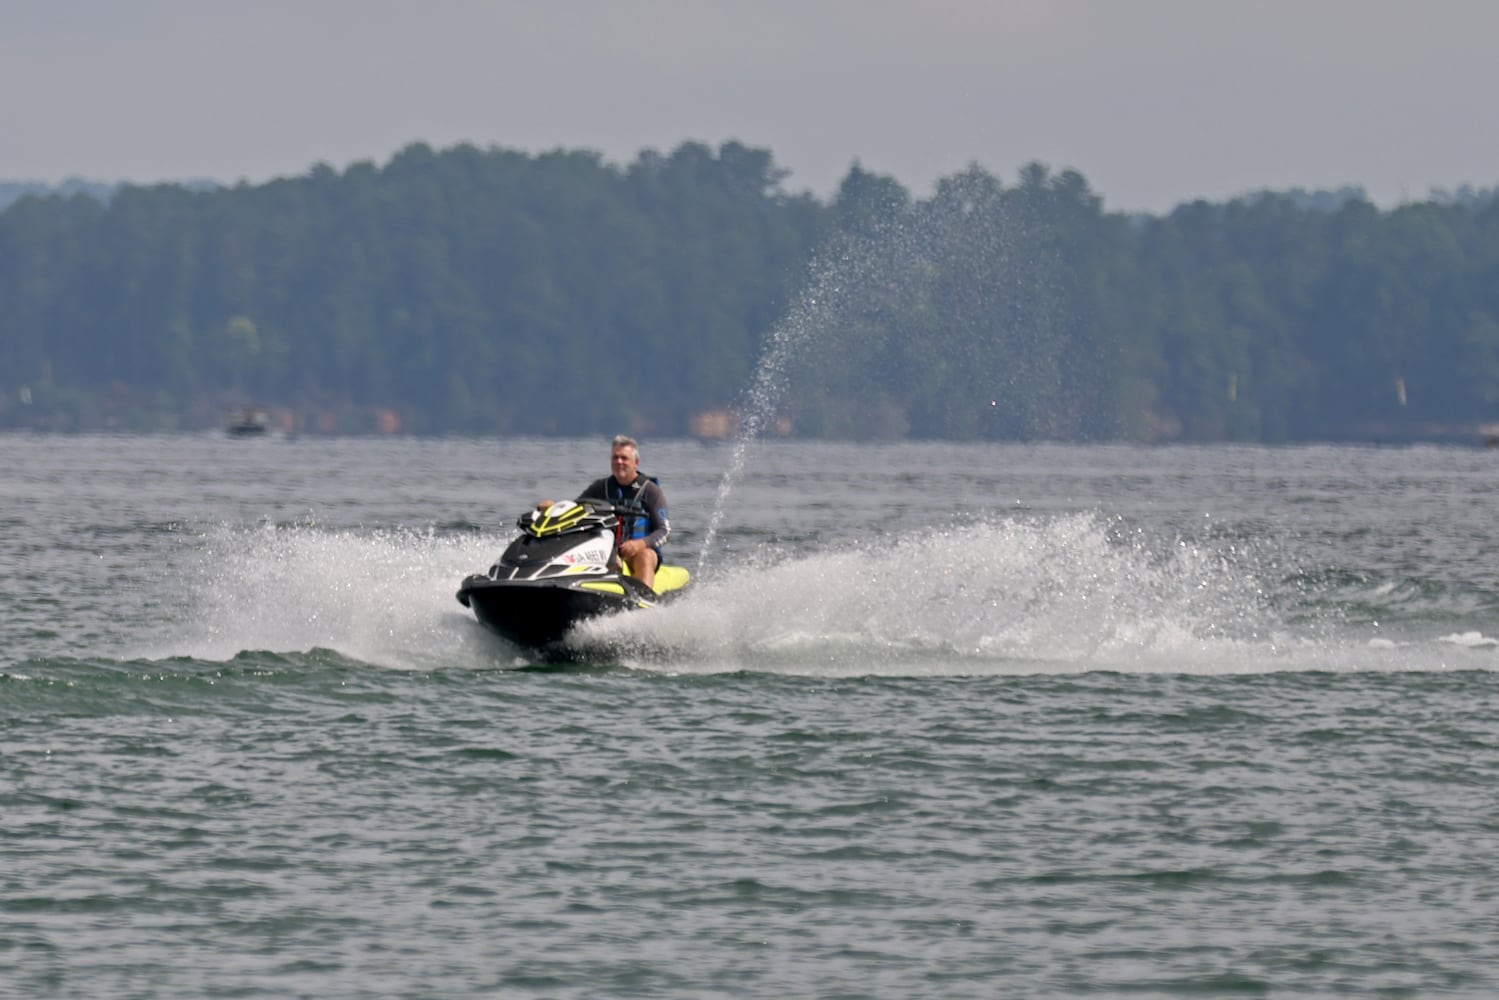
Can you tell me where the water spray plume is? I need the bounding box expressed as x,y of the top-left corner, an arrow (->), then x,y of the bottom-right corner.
697,227 -> 888,571
700,165 -> 1106,571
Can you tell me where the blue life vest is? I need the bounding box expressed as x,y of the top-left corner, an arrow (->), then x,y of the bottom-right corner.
607,475 -> 660,543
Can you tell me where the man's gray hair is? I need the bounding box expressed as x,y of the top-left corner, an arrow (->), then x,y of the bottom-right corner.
612,434 -> 639,456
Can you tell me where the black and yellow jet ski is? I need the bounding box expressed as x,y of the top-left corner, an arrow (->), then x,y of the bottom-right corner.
456,500 -> 690,650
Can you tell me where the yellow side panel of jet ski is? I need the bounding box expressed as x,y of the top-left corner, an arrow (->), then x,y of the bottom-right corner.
652,565 -> 690,595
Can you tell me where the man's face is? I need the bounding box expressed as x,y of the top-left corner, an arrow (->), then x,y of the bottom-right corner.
611,446 -> 638,485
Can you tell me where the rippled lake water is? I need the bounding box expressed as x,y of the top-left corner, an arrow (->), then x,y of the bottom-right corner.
4,434 -> 1498,997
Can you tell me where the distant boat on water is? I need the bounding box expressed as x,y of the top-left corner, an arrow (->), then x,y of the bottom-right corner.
225,407 -> 270,437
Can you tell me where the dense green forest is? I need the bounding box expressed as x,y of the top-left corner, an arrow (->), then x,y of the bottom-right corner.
3,140 -> 1499,442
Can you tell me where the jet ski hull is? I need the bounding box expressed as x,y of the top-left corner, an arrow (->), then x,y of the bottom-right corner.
457,574 -> 655,649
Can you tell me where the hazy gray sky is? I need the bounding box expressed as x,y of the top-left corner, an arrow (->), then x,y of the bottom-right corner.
3,0 -> 1496,212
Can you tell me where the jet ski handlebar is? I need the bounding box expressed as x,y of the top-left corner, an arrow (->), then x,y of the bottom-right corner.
519,499 -> 641,536
535,498 -> 641,517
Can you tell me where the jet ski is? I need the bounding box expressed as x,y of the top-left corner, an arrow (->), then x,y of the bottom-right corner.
456,499 -> 690,650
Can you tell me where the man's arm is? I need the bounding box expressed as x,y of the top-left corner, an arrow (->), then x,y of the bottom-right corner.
540,477 -> 607,510
639,481 -> 671,550
575,478 -> 608,502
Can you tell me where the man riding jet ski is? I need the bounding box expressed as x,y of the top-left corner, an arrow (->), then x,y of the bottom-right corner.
456,437 -> 688,649
544,435 -> 670,589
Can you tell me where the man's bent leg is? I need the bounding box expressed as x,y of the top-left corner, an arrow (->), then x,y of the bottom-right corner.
631,547 -> 660,590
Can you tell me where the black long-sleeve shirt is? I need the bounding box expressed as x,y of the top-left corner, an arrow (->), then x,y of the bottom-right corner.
578,473 -> 671,550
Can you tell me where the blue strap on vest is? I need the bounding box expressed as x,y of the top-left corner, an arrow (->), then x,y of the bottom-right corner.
608,475 -> 658,542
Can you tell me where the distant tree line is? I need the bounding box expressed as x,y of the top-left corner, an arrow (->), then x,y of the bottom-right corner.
2,140 -> 1498,442
0,179 -> 120,212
